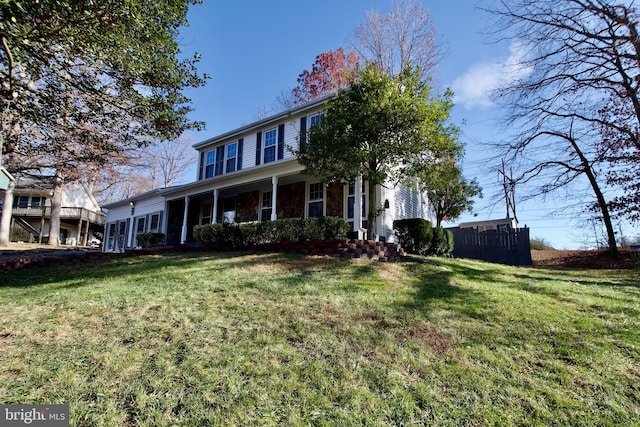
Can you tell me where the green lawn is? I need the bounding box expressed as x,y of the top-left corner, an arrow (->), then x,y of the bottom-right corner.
0,252 -> 638,426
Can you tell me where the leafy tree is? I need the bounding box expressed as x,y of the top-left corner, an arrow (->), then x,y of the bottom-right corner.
291,48 -> 360,106
484,0 -> 640,257
351,0 -> 442,81
417,157 -> 482,227
0,0 -> 207,246
295,63 -> 458,238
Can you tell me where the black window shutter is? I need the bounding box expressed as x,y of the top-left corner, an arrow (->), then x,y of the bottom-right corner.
237,138 -> 243,171
255,131 -> 262,166
277,124 -> 285,160
299,117 -> 307,153
215,146 -> 225,176
199,152 -> 205,180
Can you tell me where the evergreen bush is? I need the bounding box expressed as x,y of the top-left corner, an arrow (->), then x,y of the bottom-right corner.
193,217 -> 349,247
136,232 -> 165,248
392,218 -> 433,255
430,227 -> 454,256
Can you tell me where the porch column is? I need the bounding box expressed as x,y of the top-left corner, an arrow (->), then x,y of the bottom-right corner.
83,216 -> 90,245
270,176 -> 278,221
212,189 -> 219,224
180,196 -> 190,244
354,175 -> 363,236
76,210 -> 83,246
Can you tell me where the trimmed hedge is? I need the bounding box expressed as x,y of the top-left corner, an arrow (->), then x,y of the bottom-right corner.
392,218 -> 454,256
136,232 -> 165,248
193,217 -> 349,247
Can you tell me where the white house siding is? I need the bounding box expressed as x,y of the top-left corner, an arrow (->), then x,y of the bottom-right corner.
283,118 -> 299,160
103,193 -> 165,252
381,183 -> 434,243
61,183 -> 100,211
241,133 -> 256,171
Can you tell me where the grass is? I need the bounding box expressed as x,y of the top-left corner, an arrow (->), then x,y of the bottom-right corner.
0,252 -> 639,426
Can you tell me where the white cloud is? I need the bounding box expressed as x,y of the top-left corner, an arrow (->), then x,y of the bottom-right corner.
451,42 -> 533,110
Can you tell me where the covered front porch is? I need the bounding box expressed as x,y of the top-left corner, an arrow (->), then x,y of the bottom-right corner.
163,170 -> 368,246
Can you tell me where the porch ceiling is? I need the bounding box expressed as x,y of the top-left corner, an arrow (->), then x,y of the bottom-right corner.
167,171 -> 308,202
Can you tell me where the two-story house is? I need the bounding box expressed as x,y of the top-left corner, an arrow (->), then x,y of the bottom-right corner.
102,96 -> 433,252
0,175 -> 106,245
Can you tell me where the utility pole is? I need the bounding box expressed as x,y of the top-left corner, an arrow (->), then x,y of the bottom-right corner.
498,159 -> 518,224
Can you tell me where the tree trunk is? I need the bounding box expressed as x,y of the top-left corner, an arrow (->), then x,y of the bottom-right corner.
48,172 -> 64,246
584,166 -> 618,258
367,186 -> 376,240
0,179 -> 15,246
569,137 -> 618,258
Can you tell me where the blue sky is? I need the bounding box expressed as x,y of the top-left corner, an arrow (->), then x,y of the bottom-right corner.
177,1 -> 635,249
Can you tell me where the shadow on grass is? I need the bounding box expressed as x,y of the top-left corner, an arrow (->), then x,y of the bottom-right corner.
397,259 -> 494,322
0,251 -> 386,298
0,251 -> 232,289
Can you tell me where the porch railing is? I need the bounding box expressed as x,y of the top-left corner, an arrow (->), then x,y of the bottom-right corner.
0,206 -> 106,225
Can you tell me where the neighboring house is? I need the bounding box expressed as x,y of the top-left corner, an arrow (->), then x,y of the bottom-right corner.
102,96 -> 434,252
459,218 -> 518,232
0,175 -> 106,245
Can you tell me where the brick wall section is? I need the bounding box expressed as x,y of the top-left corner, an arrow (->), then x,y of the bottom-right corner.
277,182 -> 305,218
244,239 -> 403,261
326,182 -> 343,217
1,240 -> 405,273
235,191 -> 259,222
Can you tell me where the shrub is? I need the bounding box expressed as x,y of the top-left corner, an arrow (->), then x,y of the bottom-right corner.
193,217 -> 349,247
530,238 -> 555,251
430,227 -> 454,256
393,218 -> 433,255
136,232 -> 165,248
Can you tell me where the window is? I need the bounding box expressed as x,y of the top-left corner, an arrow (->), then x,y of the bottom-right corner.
107,223 -> 116,250
14,196 -> 29,208
204,149 -> 216,178
263,128 -> 277,163
308,182 -> 324,218
135,217 -> 146,246
308,113 -> 324,149
149,213 -> 160,232
31,197 -> 45,208
201,201 -> 212,225
261,191 -> 272,222
226,142 -> 237,173
347,182 -> 367,219
309,113 -> 323,128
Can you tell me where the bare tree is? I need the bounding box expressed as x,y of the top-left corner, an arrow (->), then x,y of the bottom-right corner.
351,0 -> 442,80
142,135 -> 196,189
88,136 -> 196,205
484,0 -> 640,257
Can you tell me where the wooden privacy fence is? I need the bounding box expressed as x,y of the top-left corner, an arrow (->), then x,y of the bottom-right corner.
448,227 -> 532,266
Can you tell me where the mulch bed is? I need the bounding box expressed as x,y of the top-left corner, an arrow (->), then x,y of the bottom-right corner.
531,249 -> 637,269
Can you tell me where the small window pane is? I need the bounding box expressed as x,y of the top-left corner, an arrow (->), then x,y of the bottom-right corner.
136,217 -> 146,233
309,201 -> 323,218
264,129 -> 276,147
264,146 -> 276,163
150,214 -> 160,231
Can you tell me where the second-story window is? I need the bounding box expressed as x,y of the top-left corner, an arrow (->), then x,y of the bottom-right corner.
310,113 -> 323,128
226,142 -> 237,173
264,128 -> 277,163
204,149 -> 216,179
31,197 -> 45,208
14,196 -> 29,209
